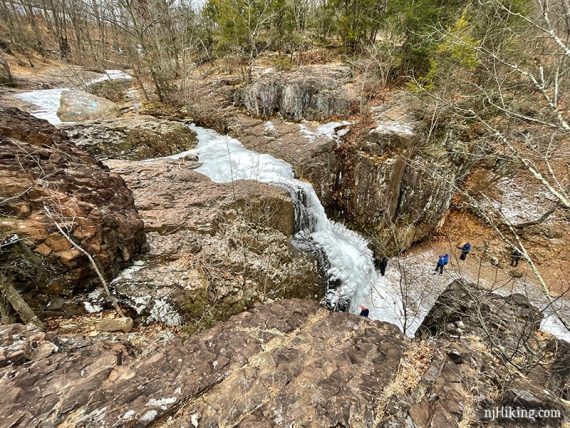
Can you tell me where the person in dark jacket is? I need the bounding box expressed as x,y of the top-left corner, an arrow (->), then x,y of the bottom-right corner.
434,254 -> 449,274
359,304 -> 369,317
459,242 -> 472,260
378,256 -> 388,276
511,248 -> 523,267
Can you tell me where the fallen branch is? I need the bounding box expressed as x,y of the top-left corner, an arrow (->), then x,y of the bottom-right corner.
0,274 -> 45,329
44,206 -> 125,317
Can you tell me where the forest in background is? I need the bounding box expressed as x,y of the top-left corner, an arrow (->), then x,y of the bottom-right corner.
1,0 -> 569,305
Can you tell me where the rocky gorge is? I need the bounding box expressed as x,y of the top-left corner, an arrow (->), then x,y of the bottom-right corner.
0,60 -> 568,427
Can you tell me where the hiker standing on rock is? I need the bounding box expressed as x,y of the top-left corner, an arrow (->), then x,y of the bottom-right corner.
434,254 -> 449,275
359,304 -> 369,317
511,248 -> 523,267
459,242 -> 471,260
378,256 -> 388,276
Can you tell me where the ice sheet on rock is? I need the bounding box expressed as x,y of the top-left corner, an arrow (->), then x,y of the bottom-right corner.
88,69 -> 133,85
540,314 -> 570,343
15,88 -> 66,125
14,69 -> 132,125
188,124 -> 408,333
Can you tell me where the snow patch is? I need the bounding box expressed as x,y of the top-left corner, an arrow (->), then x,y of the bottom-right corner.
191,413 -> 200,427
299,121 -> 351,143
146,397 -> 177,409
83,302 -> 103,313
149,299 -> 183,326
139,410 -> 158,423
371,121 -> 414,137
121,410 -> 136,420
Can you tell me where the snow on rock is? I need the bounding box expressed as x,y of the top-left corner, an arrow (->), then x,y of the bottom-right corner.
491,178 -> 557,224
370,120 -> 414,137
299,120 -> 351,143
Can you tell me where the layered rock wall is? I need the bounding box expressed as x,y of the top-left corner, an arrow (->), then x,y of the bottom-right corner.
0,108 -> 146,312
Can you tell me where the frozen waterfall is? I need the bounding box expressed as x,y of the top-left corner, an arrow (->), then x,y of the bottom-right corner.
186,124 -> 412,334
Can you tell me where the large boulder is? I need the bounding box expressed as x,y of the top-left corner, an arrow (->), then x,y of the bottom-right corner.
57,89 -> 120,122
0,108 -> 146,315
234,64 -> 357,121
62,116 -> 197,160
100,157 -> 321,327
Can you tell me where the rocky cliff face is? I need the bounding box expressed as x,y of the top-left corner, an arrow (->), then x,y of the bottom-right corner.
305,108 -> 462,252
234,64 -> 357,121
101,157 -> 321,328
62,116 -> 197,160
0,287 -> 566,427
0,108 -> 146,315
181,64 -> 466,253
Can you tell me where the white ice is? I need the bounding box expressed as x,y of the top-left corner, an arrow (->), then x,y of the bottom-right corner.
187,124 -> 409,333
15,88 -> 66,125
14,69 -> 132,125
299,120 -> 352,143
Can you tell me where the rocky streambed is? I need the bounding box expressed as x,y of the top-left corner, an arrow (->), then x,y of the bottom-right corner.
1,63 -> 569,427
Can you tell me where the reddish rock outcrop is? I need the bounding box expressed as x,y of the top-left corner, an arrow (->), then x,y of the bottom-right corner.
0,297 -> 566,427
102,157 -> 321,327
0,107 -> 145,313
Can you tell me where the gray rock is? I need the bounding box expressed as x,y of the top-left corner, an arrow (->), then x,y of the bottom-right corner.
235,65 -> 356,121
58,89 -> 120,122
61,115 -> 197,160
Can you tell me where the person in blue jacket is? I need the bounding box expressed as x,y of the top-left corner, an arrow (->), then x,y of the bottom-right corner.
434,254 -> 449,274
459,242 -> 471,260
359,304 -> 369,317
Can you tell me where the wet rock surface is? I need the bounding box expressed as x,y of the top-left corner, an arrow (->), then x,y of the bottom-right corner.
103,158 -> 321,327
0,296 -> 567,427
61,116 -> 197,160
0,107 -> 146,314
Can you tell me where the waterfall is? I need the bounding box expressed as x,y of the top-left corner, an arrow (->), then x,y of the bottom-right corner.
186,124 -> 407,330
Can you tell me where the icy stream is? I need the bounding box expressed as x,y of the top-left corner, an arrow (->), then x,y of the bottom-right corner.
14,77 -> 569,341
173,125 -> 425,335
14,69 -> 131,125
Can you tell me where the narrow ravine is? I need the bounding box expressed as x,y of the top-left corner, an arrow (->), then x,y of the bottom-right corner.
172,125 -> 431,335
13,82 -> 570,341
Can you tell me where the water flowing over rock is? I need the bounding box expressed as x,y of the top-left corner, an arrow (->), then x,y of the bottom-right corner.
0,107 -> 146,316
57,89 -> 120,122
234,64 -> 357,121
61,116 -> 197,160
